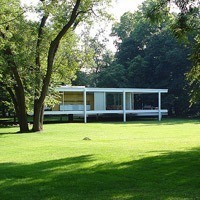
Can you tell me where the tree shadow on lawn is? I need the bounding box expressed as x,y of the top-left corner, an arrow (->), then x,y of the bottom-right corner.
0,149 -> 200,200
0,130 -> 20,136
96,118 -> 200,126
0,129 -> 29,136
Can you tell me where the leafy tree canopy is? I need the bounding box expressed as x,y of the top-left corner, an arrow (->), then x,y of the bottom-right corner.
0,0 -> 112,132
144,0 -> 200,105
79,2 -> 197,116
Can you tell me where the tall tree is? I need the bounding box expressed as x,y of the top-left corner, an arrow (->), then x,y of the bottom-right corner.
145,0 -> 200,105
0,0 -> 112,132
96,7 -> 194,116
0,0 -> 33,132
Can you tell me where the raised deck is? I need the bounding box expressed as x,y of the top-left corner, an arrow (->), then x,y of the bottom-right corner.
44,109 -> 168,117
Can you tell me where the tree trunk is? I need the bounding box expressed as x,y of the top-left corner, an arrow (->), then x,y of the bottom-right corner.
31,0 -> 82,132
32,100 -> 42,132
40,104 -> 45,130
3,46 -> 29,133
18,108 -> 29,133
15,91 -> 29,133
13,84 -> 29,133
32,101 -> 45,132
6,85 -> 29,133
15,94 -> 29,133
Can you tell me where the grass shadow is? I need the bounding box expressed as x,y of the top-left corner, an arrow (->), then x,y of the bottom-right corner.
0,126 -> 28,136
94,118 -> 200,126
0,132 -> 18,136
0,148 -> 200,199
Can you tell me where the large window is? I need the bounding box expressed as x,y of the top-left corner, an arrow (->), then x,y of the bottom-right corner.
106,93 -> 122,110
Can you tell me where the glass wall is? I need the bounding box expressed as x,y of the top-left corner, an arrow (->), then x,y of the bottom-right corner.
106,93 -> 123,110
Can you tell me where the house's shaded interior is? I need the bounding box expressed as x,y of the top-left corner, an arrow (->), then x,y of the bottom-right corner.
52,92 -> 158,111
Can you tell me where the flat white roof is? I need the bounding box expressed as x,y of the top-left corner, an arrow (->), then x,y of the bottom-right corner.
56,86 -> 168,93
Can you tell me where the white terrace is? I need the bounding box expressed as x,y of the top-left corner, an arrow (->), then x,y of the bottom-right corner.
44,86 -> 168,122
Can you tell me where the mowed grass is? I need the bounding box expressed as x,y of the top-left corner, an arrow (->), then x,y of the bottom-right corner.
0,119 -> 200,200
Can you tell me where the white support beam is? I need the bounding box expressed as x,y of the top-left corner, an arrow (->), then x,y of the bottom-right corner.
123,90 -> 126,122
158,92 -> 162,121
84,89 -> 87,123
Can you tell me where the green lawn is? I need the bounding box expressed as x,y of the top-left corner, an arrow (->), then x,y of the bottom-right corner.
0,119 -> 200,200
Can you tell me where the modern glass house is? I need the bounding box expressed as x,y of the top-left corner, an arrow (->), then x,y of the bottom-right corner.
44,86 -> 168,122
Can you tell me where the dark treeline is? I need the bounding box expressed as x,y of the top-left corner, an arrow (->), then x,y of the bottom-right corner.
73,5 -> 199,117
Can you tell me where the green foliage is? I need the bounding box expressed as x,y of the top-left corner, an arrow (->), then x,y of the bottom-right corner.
127,55 -> 148,87
145,0 -> 199,38
144,0 -> 200,105
111,12 -> 136,40
74,2 -> 197,115
73,29 -> 115,87
143,0 -> 170,24
72,71 -> 91,86
91,6 -> 194,116
97,62 -> 127,87
0,86 -> 14,116
0,0 -> 113,131
186,35 -> 200,104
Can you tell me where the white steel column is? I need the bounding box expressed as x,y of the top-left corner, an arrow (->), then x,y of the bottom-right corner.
84,89 -> 87,123
158,92 -> 162,121
123,90 -> 126,122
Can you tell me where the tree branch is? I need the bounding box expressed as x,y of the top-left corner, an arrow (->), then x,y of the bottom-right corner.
0,11 -> 25,25
35,0 -> 57,68
38,0 -> 82,105
35,14 -> 49,68
53,0 -> 81,44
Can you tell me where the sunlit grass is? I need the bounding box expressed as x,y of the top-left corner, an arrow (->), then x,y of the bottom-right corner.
0,119 -> 200,199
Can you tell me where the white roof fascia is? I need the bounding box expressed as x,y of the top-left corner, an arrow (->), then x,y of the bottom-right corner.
86,88 -> 168,93
56,86 -> 168,93
56,87 -> 85,92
